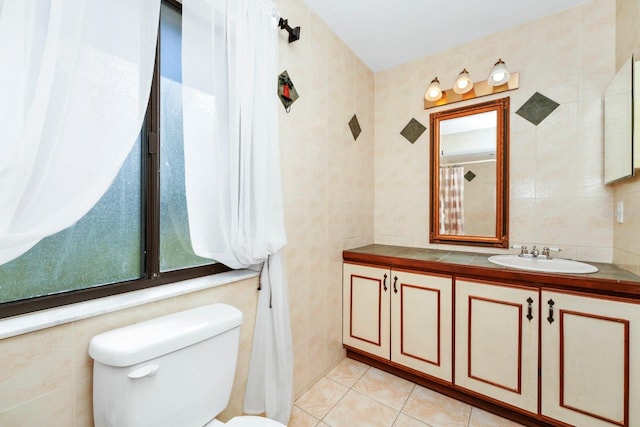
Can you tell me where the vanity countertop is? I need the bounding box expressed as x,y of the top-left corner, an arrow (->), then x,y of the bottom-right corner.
343,244 -> 640,299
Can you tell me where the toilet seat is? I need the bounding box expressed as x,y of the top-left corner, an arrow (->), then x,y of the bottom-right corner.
226,415 -> 286,427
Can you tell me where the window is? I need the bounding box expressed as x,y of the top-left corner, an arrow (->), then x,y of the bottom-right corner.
0,1 -> 228,319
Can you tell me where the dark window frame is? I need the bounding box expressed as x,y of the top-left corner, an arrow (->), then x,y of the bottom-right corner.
0,0 -> 230,320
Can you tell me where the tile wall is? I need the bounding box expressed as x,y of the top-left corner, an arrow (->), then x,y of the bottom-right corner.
374,0 -> 617,263
273,0 -> 375,397
613,0 -> 640,274
0,278 -> 260,426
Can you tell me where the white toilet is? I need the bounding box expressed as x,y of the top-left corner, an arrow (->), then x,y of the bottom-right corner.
89,303 -> 287,427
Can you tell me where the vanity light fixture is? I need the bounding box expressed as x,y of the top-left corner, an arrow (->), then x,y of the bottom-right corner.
424,77 -> 443,101
424,59 -> 519,110
453,69 -> 473,94
488,58 -> 510,86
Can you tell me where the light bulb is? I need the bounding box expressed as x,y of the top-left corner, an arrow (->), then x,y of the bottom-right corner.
453,69 -> 473,94
425,77 -> 442,102
488,59 -> 510,86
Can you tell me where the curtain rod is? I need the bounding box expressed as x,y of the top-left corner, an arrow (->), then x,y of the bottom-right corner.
278,18 -> 300,43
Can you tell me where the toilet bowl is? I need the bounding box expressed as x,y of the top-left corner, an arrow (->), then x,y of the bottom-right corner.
89,303 -> 287,427
207,416 -> 286,426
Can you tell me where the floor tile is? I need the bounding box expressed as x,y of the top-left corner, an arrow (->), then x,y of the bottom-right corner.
326,358 -> 369,387
295,377 -> 348,420
352,367 -> 414,409
296,358 -> 528,427
289,406 -> 320,427
323,389 -> 399,427
392,413 -> 431,427
468,408 -> 526,427
402,385 -> 471,427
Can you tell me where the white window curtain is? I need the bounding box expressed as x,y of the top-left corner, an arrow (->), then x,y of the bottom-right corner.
181,0 -> 292,424
439,166 -> 465,235
0,0 -> 160,265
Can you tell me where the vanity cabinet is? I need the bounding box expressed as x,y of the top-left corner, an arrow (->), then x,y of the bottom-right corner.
454,279 -> 539,414
342,262 -> 453,382
540,290 -> 640,427
343,245 -> 640,427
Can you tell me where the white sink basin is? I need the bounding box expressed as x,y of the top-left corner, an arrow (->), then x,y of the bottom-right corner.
487,254 -> 598,274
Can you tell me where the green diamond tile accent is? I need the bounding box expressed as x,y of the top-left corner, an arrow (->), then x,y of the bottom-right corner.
348,114 -> 361,141
400,118 -> 426,144
464,170 -> 476,182
516,92 -> 560,126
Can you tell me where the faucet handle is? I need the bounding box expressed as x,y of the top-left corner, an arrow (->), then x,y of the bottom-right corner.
511,244 -> 528,256
542,246 -> 561,258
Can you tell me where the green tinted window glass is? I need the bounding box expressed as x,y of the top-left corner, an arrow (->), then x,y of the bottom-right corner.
0,139 -> 143,303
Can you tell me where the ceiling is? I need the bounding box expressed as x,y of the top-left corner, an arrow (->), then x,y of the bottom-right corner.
300,0 -> 593,72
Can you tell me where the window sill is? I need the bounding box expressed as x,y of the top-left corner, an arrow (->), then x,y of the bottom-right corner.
0,269 -> 258,340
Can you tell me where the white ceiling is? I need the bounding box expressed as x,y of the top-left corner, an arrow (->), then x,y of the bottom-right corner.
300,0 -> 593,72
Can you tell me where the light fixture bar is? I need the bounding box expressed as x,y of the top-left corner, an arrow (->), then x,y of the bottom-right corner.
424,72 -> 519,110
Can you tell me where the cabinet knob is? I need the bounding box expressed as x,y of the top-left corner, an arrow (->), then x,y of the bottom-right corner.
393,276 -> 398,294
526,297 -> 534,321
383,274 -> 388,292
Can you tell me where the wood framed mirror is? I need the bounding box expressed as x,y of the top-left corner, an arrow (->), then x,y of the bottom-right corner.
429,97 -> 509,248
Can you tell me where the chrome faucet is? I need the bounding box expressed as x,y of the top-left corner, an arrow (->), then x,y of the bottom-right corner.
530,246 -> 539,257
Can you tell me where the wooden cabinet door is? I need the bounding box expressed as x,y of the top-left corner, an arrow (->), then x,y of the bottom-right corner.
391,270 -> 453,382
455,279 -> 539,414
541,290 -> 640,427
343,263 -> 391,359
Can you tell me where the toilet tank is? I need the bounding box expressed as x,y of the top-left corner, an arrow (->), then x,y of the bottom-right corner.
89,303 -> 243,427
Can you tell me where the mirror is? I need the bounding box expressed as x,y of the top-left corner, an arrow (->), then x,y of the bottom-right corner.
430,97 -> 509,248
604,55 -> 636,183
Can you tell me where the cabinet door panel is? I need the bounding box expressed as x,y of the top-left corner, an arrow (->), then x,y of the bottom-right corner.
343,263 -> 390,359
455,279 -> 538,414
542,291 -> 640,427
391,271 -> 452,382
468,296 -> 522,392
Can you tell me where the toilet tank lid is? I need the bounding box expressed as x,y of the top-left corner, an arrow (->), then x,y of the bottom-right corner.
89,303 -> 243,367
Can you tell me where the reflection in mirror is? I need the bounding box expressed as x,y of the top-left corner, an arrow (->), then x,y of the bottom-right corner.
430,98 -> 509,248
604,56 -> 633,183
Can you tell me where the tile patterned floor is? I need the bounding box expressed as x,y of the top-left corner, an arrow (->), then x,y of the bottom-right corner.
290,358 -> 525,427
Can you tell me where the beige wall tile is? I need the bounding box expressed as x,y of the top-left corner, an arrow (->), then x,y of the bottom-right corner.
74,377 -> 93,427
1,277 -> 260,426
0,387 -> 74,427
0,323 -> 73,412
374,2 -> 616,261
280,0 -> 374,397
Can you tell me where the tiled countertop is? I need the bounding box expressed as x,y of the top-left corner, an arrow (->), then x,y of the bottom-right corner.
343,245 -> 640,297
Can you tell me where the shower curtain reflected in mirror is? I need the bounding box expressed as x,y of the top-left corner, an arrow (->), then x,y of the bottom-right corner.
439,166 -> 465,235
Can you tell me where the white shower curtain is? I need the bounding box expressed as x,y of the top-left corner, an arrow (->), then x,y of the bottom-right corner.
0,0 -> 160,265
439,166 -> 465,235
181,0 -> 293,423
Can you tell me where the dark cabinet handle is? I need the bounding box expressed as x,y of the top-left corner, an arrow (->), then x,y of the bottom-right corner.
393,276 -> 398,294
526,297 -> 533,321
383,274 -> 388,292
547,299 -> 555,324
